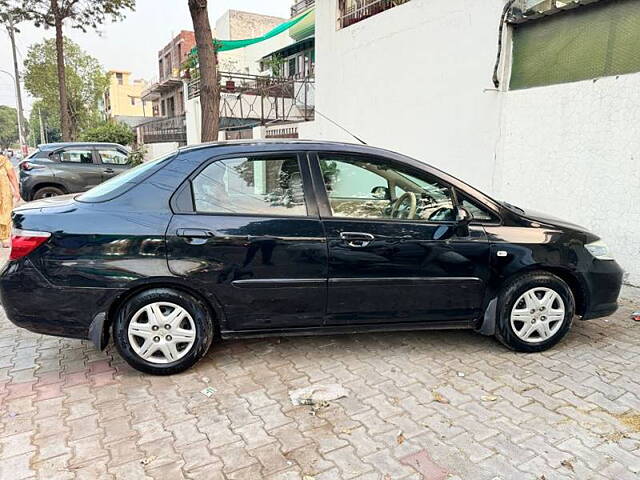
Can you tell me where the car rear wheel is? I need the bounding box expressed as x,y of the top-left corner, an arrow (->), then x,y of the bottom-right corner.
113,288 -> 214,375
495,272 -> 575,352
33,186 -> 65,200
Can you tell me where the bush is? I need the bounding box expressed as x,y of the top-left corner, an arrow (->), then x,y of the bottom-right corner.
80,121 -> 135,146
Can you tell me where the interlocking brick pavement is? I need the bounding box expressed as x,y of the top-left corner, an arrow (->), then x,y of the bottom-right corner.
1,280 -> 639,478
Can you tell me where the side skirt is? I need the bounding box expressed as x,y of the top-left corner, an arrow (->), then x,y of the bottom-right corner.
221,320 -> 474,339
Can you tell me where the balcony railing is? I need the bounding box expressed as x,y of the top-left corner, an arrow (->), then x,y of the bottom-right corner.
137,115 -> 187,145
187,72 -> 315,125
338,0 -> 411,29
291,0 -> 315,17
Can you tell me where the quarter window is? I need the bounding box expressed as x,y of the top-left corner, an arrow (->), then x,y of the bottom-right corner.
192,156 -> 307,216
319,154 -> 456,222
59,150 -> 94,164
99,150 -> 129,165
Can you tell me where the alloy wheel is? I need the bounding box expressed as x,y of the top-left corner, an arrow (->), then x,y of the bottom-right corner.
510,287 -> 565,344
127,302 -> 196,364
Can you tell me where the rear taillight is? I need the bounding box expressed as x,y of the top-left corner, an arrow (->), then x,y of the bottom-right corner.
10,229 -> 51,261
20,161 -> 42,171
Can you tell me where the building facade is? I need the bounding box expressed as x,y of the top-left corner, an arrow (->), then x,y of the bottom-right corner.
103,70 -> 152,119
142,30 -> 196,119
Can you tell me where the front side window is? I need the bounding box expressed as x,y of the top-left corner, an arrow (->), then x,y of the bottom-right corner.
99,150 -> 129,165
319,154 -> 456,222
60,149 -> 94,164
192,155 -> 307,216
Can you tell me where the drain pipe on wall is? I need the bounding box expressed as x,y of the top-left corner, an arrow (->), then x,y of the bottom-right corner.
493,0 -> 517,88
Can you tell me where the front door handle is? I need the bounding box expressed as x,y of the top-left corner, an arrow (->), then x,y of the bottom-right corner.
104,168 -> 114,174
340,232 -> 375,248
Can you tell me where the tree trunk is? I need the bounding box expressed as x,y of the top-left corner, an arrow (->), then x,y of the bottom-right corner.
52,0 -> 72,141
188,0 -> 220,143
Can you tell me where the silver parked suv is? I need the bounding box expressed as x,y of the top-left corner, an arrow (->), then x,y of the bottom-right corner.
19,142 -> 131,200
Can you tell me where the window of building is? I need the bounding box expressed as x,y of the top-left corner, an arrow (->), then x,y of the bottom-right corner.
130,97 -> 136,106
116,72 -> 123,85
338,0 -> 411,29
192,156 -> 307,216
510,0 -> 640,89
319,154 -> 456,222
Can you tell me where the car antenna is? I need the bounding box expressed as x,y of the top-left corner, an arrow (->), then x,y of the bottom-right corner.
314,109 -> 368,145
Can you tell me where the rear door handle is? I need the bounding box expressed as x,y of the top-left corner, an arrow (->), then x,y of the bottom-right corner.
176,228 -> 214,244
340,231 -> 375,248
104,168 -> 114,174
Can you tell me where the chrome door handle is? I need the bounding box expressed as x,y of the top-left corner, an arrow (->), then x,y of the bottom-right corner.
176,228 -> 214,245
340,232 -> 375,248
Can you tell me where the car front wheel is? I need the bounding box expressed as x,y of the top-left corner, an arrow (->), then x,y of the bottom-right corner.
495,272 -> 575,352
113,288 -> 214,375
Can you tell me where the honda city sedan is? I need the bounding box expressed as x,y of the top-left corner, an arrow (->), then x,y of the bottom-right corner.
0,141 -> 623,374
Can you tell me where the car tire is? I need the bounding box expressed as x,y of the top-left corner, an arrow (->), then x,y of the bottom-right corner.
495,271 -> 575,353
33,186 -> 65,200
113,288 -> 214,375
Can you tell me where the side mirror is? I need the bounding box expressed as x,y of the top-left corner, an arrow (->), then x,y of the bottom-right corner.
456,206 -> 473,225
371,186 -> 390,200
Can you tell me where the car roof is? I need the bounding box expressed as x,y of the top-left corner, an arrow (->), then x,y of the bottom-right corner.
37,142 -> 126,151
178,139 -> 399,157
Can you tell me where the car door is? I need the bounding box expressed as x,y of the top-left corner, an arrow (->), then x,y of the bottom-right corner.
51,147 -> 104,192
166,151 -> 328,331
310,151 -> 491,326
96,148 -> 131,181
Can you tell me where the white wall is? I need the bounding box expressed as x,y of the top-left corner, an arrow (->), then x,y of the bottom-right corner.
312,0 -> 506,192
497,74 -> 640,286
144,142 -> 179,162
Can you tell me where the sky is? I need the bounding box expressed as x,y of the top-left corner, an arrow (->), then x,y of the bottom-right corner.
0,0 -> 291,115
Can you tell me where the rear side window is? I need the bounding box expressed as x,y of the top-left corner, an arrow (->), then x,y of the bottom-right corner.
99,149 -> 129,165
192,155 -> 307,216
59,149 -> 94,164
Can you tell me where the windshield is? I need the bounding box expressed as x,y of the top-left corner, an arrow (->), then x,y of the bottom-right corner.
77,153 -> 175,202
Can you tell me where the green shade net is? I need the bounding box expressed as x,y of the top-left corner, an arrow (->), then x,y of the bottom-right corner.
191,9 -> 314,55
511,0 -> 640,89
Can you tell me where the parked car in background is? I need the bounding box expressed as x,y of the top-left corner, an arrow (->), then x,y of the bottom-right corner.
0,141 -> 623,375
19,142 -> 131,200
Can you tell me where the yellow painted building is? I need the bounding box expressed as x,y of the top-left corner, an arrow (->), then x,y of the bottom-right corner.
104,71 -> 153,118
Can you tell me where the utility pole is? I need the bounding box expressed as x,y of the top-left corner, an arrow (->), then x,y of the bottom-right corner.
38,107 -> 45,146
6,18 -> 27,155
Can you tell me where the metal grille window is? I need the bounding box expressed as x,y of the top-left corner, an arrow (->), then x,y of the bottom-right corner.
510,0 -> 640,89
338,0 -> 411,29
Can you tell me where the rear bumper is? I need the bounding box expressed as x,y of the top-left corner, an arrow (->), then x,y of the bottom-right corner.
0,259 -> 121,342
580,260 -> 623,320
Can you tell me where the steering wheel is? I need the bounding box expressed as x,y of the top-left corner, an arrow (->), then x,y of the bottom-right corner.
428,207 -> 456,222
391,192 -> 417,220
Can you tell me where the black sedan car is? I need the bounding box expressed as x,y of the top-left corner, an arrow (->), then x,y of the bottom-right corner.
0,141 -> 623,375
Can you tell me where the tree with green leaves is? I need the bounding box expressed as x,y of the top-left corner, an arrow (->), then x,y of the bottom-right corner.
1,0 -> 135,141
0,105 -> 19,149
24,37 -> 109,140
28,100 -> 60,145
80,121 -> 135,145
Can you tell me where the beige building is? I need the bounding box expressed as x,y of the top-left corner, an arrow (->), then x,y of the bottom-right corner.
104,70 -> 153,119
